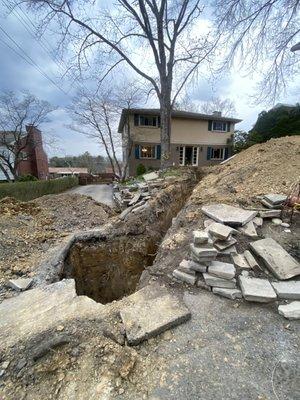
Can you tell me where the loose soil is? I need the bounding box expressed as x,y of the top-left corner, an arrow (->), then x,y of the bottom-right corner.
0,193 -> 114,298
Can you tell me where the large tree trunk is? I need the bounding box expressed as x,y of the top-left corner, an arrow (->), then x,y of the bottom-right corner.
160,90 -> 172,170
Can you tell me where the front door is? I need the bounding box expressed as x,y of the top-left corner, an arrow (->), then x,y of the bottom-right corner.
179,146 -> 198,166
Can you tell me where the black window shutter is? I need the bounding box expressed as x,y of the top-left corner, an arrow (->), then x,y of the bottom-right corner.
207,146 -> 211,160
135,144 -> 140,159
208,120 -> 212,131
157,116 -> 161,127
134,114 -> 139,126
227,122 -> 230,132
156,145 -> 161,159
224,147 -> 229,159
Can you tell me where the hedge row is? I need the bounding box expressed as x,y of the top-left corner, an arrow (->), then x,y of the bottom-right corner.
0,176 -> 79,202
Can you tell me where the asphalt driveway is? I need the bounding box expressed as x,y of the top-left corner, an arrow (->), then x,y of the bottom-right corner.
67,184 -> 114,207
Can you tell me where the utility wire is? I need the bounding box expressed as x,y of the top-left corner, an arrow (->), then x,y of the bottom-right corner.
0,22 -> 69,96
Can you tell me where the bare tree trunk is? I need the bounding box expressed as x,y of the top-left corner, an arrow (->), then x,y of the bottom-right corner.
160,83 -> 172,169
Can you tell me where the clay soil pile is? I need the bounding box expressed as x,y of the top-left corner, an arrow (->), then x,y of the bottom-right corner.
191,135 -> 300,206
0,193 -> 113,291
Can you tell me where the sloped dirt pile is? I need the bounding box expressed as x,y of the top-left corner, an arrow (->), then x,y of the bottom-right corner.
0,193 -> 113,292
191,136 -> 300,206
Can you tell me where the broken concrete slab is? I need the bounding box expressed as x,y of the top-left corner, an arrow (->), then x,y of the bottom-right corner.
203,273 -> 237,289
260,198 -> 282,209
263,193 -> 287,205
142,172 -> 159,182
212,287 -> 242,300
213,237 -> 237,251
259,210 -> 281,219
238,221 -> 258,238
278,301 -> 300,320
250,238 -> 300,280
128,192 -> 141,206
190,244 -> 218,260
219,245 -> 237,255
231,253 -> 251,270
208,222 -> 233,240
244,250 -> 260,270
120,292 -> 191,345
202,204 -> 257,227
203,219 -> 215,228
8,278 -> 33,291
193,230 -> 209,245
238,276 -> 277,302
208,261 -> 236,280
173,269 -> 196,285
271,281 -> 300,300
253,217 -> 263,227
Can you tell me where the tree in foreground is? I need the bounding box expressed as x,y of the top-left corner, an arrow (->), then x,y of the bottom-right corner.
24,0 -> 218,168
213,0 -> 300,103
0,91 -> 55,181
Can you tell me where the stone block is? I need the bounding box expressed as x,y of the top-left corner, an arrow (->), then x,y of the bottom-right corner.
142,172 -> 159,181
219,245 -> 237,255
208,261 -> 236,280
278,301 -> 300,320
261,198 -> 282,209
253,217 -> 263,227
271,281 -> 300,300
120,293 -> 191,345
212,287 -> 242,300
208,222 -> 233,240
178,259 -> 196,275
182,259 -> 207,273
203,273 -> 237,289
193,230 -> 209,245
8,278 -> 33,291
201,204 -> 257,227
190,244 -> 218,260
243,250 -> 260,270
231,253 -> 250,270
214,237 -> 237,251
173,269 -> 196,285
263,193 -> 287,205
259,210 -> 281,219
250,238 -> 300,280
238,276 -> 277,302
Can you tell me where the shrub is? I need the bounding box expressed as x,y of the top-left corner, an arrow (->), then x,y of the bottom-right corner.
0,176 -> 78,201
17,174 -> 38,182
136,163 -> 146,176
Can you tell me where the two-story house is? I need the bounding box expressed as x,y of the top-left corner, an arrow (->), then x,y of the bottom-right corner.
118,108 -> 241,176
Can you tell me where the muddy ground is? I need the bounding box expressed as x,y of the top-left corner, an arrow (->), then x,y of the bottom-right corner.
0,137 -> 299,400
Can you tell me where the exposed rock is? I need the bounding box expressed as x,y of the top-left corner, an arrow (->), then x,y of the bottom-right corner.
120,290 -> 191,345
208,261 -> 236,280
142,172 -> 159,182
8,278 -> 33,291
271,281 -> 300,300
201,204 -> 257,227
180,259 -> 207,273
231,253 -> 250,270
278,301 -> 300,320
250,238 -> 300,280
238,276 -> 277,302
281,222 -> 290,228
203,273 -> 237,288
259,210 -> 282,219
128,193 -> 141,206
263,193 -> 287,205
253,217 -> 263,227
212,287 -> 242,300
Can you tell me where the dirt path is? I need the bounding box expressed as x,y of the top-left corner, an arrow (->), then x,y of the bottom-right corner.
67,184 -> 114,207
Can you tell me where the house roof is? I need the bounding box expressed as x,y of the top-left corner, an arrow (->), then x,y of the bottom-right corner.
118,108 -> 242,132
49,167 -> 88,174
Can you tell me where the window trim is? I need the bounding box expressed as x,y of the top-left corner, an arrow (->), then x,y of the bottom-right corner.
212,121 -> 228,132
138,114 -> 159,128
139,145 -> 157,159
179,146 -> 199,166
210,148 -> 225,160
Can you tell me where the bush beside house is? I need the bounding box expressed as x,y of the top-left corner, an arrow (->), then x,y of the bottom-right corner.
0,176 -> 78,201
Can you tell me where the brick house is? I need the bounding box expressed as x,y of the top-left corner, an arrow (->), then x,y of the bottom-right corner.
0,125 -> 49,181
118,108 -> 242,176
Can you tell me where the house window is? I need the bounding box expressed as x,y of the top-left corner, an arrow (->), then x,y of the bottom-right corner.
140,145 -> 156,159
192,147 -> 198,166
211,148 -> 225,160
138,115 -> 159,127
212,121 -> 227,131
179,146 -> 185,166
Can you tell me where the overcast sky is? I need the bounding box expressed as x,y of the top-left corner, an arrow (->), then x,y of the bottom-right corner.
0,2 -> 299,158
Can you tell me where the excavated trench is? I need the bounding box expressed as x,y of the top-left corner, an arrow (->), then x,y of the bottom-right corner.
60,178 -> 195,304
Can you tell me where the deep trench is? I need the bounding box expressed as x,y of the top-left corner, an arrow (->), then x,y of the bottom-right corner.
60,180 -> 194,304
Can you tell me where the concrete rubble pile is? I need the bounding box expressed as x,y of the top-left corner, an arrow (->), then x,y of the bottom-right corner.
172,201 -> 300,320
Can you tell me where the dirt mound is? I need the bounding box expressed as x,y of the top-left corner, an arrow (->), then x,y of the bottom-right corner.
191,136 -> 300,206
0,193 -> 113,294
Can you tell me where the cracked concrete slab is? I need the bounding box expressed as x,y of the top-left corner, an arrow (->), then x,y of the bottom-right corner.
202,204 -> 257,227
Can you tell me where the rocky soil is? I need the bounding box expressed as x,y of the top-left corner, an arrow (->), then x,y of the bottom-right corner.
0,193 -> 114,297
